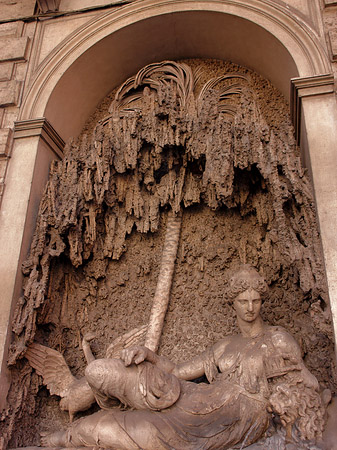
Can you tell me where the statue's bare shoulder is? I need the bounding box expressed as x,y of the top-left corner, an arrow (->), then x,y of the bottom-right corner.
211,336 -> 233,362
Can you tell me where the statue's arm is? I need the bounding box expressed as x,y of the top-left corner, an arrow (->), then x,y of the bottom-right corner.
172,352 -> 209,380
121,345 -> 203,379
121,346 -> 176,373
172,339 -> 229,381
120,339 -> 229,381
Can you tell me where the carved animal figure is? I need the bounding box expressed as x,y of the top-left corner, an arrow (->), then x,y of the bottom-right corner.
25,342 -> 95,423
25,325 -> 148,422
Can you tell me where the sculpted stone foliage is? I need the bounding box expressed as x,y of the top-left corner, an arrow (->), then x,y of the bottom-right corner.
1,60 -> 335,448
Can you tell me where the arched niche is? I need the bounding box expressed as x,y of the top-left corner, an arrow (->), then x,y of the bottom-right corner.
2,0 -> 337,418
20,0 -> 330,142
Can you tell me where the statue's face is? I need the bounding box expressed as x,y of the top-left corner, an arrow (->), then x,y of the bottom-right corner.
233,288 -> 262,323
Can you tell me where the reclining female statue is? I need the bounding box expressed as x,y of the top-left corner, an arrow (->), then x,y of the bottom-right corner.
41,265 -> 324,449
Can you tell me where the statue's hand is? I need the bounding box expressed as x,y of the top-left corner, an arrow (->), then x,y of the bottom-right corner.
83,332 -> 96,343
121,346 -> 149,366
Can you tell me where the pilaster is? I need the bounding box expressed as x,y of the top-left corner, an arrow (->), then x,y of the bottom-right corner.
292,73 -> 337,351
0,118 -> 63,409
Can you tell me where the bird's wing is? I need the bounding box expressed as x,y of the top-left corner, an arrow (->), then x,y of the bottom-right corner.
25,342 -> 75,397
105,324 -> 148,359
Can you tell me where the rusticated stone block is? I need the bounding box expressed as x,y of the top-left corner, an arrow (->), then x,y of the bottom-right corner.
328,30 -> 337,60
0,129 -> 13,156
0,37 -> 28,62
0,158 -> 8,182
0,21 -> 23,37
324,0 -> 337,5
0,63 -> 13,81
0,80 -> 21,107
0,1 -> 35,21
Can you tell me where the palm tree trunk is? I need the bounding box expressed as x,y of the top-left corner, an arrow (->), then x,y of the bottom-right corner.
145,210 -> 182,352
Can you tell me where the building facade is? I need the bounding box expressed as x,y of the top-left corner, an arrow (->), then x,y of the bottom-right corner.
0,0 -> 337,444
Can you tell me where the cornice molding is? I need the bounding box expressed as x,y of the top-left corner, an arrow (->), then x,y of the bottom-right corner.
291,73 -> 335,144
14,118 -> 64,159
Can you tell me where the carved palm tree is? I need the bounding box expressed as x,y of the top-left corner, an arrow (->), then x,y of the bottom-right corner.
106,62 -> 249,351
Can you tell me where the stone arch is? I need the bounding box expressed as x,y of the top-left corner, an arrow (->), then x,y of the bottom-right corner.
20,0 -> 330,141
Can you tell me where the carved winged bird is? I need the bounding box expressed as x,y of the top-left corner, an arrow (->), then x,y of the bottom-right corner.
25,325 -> 147,422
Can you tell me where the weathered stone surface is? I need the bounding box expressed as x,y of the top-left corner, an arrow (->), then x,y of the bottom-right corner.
0,37 -> 28,62
328,30 -> 337,60
0,21 -> 23,38
36,0 -> 60,13
0,1 -> 35,22
61,0 -> 136,11
0,128 -> 13,156
2,107 -> 20,128
0,62 -> 13,81
0,80 -> 21,107
0,158 -> 8,182
324,0 -> 337,6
